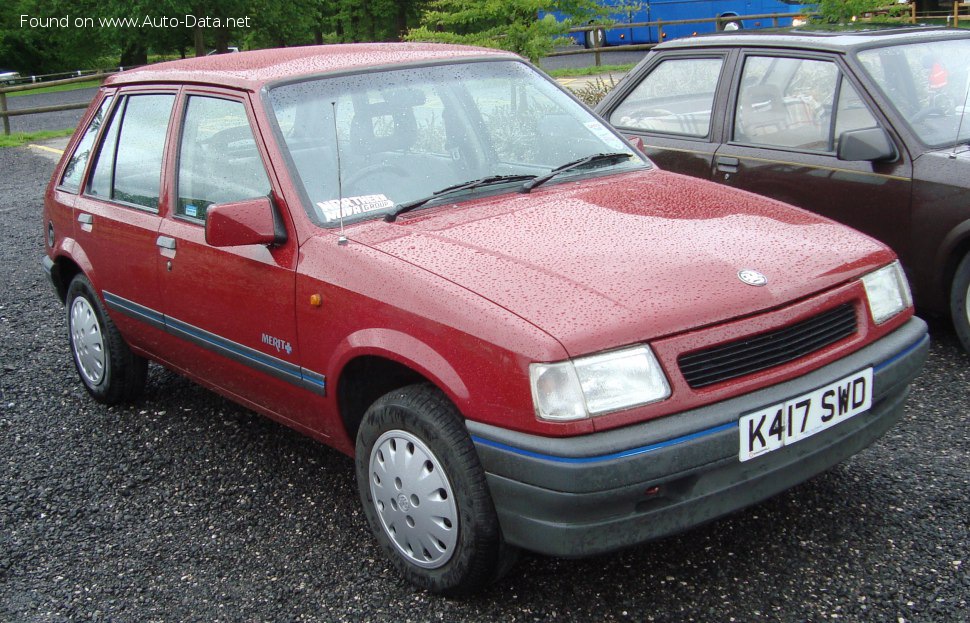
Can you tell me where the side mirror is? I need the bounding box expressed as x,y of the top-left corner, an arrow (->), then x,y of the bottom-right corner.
624,134 -> 645,152
837,127 -> 896,162
205,197 -> 281,247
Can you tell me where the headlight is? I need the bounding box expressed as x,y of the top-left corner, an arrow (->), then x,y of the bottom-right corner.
861,261 -> 912,324
529,345 -> 671,422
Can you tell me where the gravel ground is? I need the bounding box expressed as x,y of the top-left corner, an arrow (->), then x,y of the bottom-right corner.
1,145 -> 967,622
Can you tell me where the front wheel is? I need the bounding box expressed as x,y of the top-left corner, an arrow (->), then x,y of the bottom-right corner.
355,384 -> 517,595
584,27 -> 605,49
66,275 -> 147,404
950,253 -> 970,352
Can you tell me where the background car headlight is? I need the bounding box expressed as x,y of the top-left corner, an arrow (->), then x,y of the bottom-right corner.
530,345 -> 671,421
862,261 -> 912,324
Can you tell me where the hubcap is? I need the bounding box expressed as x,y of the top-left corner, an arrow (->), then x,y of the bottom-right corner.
369,430 -> 459,569
70,296 -> 106,386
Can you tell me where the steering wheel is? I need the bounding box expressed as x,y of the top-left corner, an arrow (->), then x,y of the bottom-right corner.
342,163 -> 410,196
910,106 -> 948,124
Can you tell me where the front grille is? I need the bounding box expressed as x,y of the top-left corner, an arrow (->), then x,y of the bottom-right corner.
678,303 -> 857,389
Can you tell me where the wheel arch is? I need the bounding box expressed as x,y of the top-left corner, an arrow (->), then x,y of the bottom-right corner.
332,331 -> 471,449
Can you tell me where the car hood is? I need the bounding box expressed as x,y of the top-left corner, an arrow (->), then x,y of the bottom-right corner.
346,169 -> 893,357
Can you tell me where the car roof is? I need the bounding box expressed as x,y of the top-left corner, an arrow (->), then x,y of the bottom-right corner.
105,42 -> 517,91
655,25 -> 970,54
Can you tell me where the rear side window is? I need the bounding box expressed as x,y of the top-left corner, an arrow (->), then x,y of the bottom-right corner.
176,96 -> 271,221
610,58 -> 724,138
61,95 -> 113,191
87,94 -> 175,210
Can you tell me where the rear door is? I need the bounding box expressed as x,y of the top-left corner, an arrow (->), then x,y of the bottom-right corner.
601,50 -> 735,178
713,51 -> 913,260
73,90 -> 177,352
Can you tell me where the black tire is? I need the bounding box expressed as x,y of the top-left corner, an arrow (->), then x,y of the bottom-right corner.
66,275 -> 147,404
719,19 -> 742,32
584,27 -> 605,49
355,383 -> 517,595
950,253 -> 970,353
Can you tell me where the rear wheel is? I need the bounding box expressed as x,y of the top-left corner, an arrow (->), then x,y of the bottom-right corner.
950,253 -> 970,352
66,275 -> 147,403
719,18 -> 742,32
584,26 -> 605,49
355,383 -> 517,595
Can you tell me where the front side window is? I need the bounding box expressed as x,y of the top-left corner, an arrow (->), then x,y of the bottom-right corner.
268,60 -> 643,225
87,93 -> 175,210
610,57 -> 724,138
176,96 -> 271,221
61,95 -> 113,191
734,56 -> 839,151
858,38 -> 970,148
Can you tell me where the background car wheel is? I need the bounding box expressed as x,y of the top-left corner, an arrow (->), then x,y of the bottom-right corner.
584,26 -> 605,49
66,275 -> 147,404
720,19 -> 742,32
949,253 -> 970,353
355,383 -> 517,595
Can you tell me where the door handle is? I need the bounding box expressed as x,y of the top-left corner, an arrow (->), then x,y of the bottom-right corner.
715,156 -> 740,173
156,236 -> 177,251
77,213 -> 93,225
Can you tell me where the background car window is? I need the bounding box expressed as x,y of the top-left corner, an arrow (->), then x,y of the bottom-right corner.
833,77 -> 879,145
176,96 -> 271,221
61,96 -> 113,191
857,39 -> 970,147
734,56 -> 837,151
610,58 -> 724,138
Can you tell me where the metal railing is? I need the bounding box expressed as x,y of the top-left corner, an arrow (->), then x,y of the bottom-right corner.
0,73 -> 114,135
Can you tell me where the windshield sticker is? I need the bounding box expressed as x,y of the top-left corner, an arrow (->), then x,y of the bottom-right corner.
584,121 -> 627,150
316,194 -> 394,221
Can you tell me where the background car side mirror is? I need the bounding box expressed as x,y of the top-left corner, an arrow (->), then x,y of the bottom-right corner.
837,128 -> 896,163
205,197 -> 282,247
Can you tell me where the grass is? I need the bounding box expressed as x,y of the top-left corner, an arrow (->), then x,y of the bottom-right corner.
0,128 -> 74,148
547,63 -> 636,78
7,79 -> 102,97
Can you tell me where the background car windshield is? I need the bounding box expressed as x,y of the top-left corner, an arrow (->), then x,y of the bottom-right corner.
857,39 -> 970,148
268,60 -> 641,224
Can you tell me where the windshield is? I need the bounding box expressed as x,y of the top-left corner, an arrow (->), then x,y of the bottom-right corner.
857,38 -> 970,148
267,60 -> 644,225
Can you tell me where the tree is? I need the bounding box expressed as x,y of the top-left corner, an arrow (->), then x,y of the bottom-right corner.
405,0 -> 608,63
814,0 -> 908,22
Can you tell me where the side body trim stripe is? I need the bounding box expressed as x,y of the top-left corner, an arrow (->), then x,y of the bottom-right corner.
102,291 -> 326,395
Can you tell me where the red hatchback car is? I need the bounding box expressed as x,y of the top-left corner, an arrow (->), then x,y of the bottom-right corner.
43,43 -> 928,594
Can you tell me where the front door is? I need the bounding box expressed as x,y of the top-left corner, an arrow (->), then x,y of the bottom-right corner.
155,91 -> 317,432
714,53 -> 913,262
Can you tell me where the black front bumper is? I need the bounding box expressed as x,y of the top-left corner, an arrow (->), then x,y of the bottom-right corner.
468,317 -> 929,558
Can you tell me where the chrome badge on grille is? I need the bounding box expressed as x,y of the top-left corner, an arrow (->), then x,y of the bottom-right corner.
738,269 -> 768,287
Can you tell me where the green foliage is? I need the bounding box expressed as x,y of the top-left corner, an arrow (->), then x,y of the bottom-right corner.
814,0 -> 908,23
406,0 -> 608,63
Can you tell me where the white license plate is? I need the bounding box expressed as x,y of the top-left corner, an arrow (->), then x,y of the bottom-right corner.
739,368 -> 873,462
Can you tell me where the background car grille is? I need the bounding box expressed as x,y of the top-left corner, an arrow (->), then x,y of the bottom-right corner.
678,303 -> 858,389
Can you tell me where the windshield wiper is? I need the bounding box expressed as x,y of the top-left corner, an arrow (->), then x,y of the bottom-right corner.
521,152 -> 633,193
384,174 -> 537,222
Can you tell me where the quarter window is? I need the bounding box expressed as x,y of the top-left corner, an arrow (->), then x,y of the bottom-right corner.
61,95 -> 113,191
176,96 -> 271,221
610,58 -> 724,138
87,94 -> 175,210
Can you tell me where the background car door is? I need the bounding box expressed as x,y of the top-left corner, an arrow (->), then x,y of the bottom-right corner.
713,53 -> 913,262
155,91 -> 315,432
73,92 -> 175,352
604,52 -> 735,178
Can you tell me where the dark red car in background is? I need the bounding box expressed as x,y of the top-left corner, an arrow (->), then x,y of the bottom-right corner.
43,43 -> 927,594
597,26 -> 970,351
